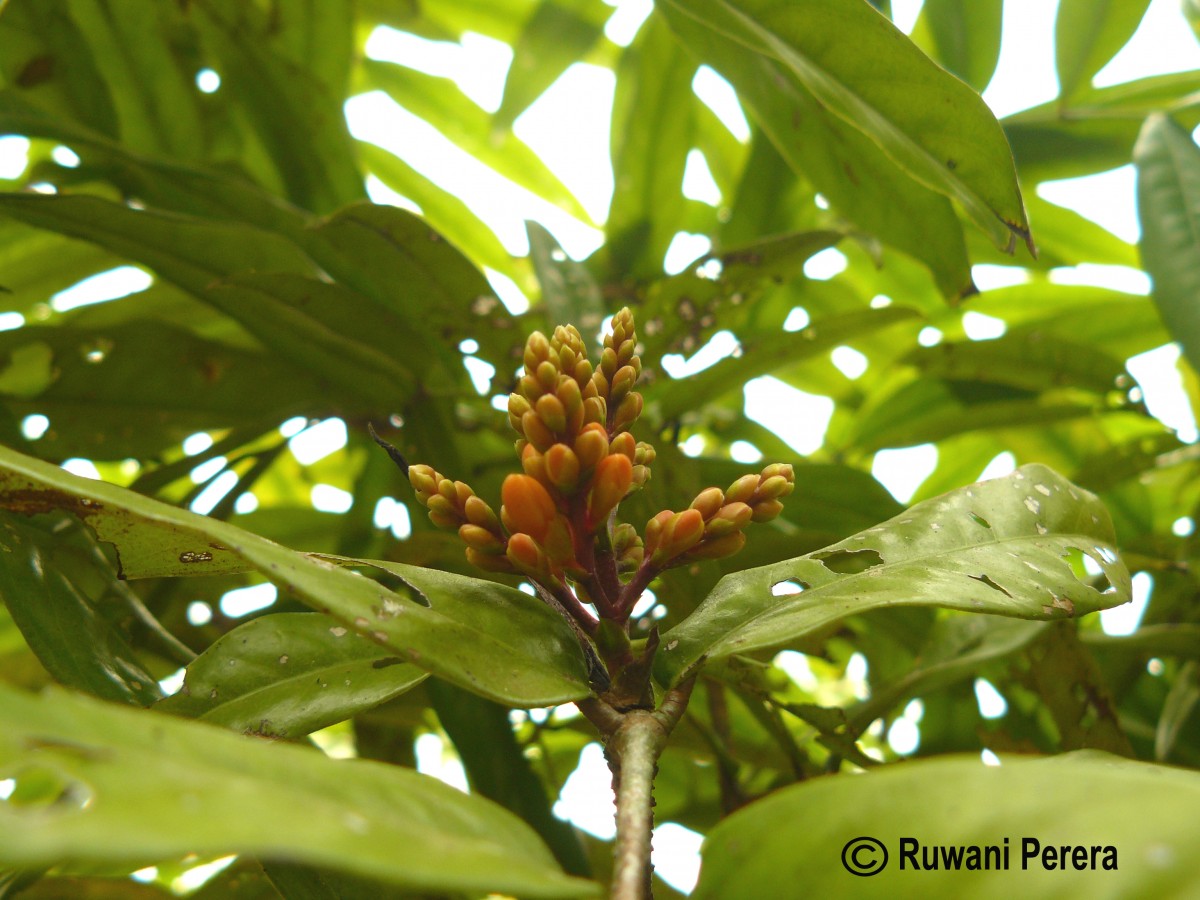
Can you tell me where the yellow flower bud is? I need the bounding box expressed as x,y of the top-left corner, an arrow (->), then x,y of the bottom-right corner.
705,501 -> 753,537
610,431 -> 636,463
521,410 -> 555,452
464,495 -> 500,531
574,423 -> 609,469
690,487 -> 725,520
613,391 -> 643,431
501,474 -> 558,543
506,533 -> 548,577
524,331 -> 551,372
588,453 -> 633,526
751,499 -> 785,523
536,393 -> 567,435
459,524 -> 504,553
725,474 -> 760,504
545,443 -> 581,493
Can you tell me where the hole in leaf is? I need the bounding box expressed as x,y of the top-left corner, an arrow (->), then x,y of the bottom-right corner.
968,512 -> 991,528
813,548 -> 883,575
967,573 -> 1011,597
0,765 -> 92,811
771,580 -> 809,596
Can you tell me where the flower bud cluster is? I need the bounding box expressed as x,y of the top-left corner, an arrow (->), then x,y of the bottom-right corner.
644,464 -> 795,567
407,464 -> 511,572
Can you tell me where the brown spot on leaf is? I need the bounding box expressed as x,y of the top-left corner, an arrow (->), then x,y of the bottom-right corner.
16,55 -> 54,88
0,488 -> 103,518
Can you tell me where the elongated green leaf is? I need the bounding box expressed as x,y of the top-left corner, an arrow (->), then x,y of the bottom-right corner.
660,0 -> 1030,253
0,685 -> 596,898
0,444 -> 591,706
0,513 -> 160,706
527,221 -> 605,333
157,612 -> 427,738
1135,115 -> 1200,375
659,5 -> 975,299
656,465 -> 1130,686
694,752 -> 1200,899
649,308 -> 918,423
0,220 -> 119,315
911,0 -> 1003,92
1056,0 -> 1152,101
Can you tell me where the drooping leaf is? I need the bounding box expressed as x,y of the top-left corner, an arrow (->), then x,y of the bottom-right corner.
1135,115 -> 1200,375
656,465 -> 1131,686
0,444 -> 592,706
1055,0 -> 1153,101
527,220 -> 606,334
156,612 -> 427,738
0,685 -> 597,898
659,0 -> 1030,253
911,0 -> 1003,93
0,512 -> 161,707
694,752 -> 1200,899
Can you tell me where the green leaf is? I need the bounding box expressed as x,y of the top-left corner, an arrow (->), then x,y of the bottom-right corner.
527,220 -> 606,333
156,612 -> 427,738
659,0 -> 1030,254
0,513 -> 161,706
658,4 -> 975,300
694,752 -> 1200,899
911,0 -> 1003,93
656,465 -> 1130,686
0,220 -> 121,315
0,685 -> 597,898
1056,0 -> 1153,101
1135,115 -> 1200,375
0,444 -> 592,706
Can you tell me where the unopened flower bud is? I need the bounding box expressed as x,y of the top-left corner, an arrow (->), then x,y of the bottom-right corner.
756,475 -> 791,501
459,524 -> 504,554
644,509 -> 674,558
408,464 -> 437,499
464,495 -> 500,531
610,431 -> 636,462
521,410 -> 555,452
574,423 -> 609,469
506,533 -> 549,577
466,548 -> 516,573
521,443 -> 546,482
536,393 -> 567,435
524,332 -> 551,372
751,499 -> 785,522
684,531 -> 746,561
583,396 -> 606,427
611,364 -> 637,402
507,394 -> 531,433
705,501 -> 753,537
635,442 -> 655,466
588,453 -> 633,526
690,487 -> 725,520
652,509 -> 705,564
501,474 -> 557,542
725,474 -> 760,504
613,391 -> 643,431
536,360 -> 558,390
545,443 -> 581,493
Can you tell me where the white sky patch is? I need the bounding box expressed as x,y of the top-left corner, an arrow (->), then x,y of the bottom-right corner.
652,823 -> 703,894
982,0 -> 1059,117
1037,167 -> 1139,243
186,601 -> 213,626
289,418 -> 348,466
414,733 -> 470,792
775,650 -> 819,692
554,743 -> 617,839
463,356 -> 495,394
745,377 -> 834,455
365,174 -> 422,213
52,146 -> 80,168
661,330 -> 738,378
1094,0 -> 1200,87
20,414 -> 49,441
190,457 -> 226,484
803,247 -> 848,280
873,444 -> 938,503
485,267 -> 532,315
0,136 -> 29,178
1101,571 -> 1152,636
171,856 -> 237,894
783,307 -> 810,332
375,497 -> 413,539
51,266 -> 152,312
831,345 -> 868,379
311,484 -> 354,514
219,583 -> 277,618
889,0 -> 924,34
1127,344 -> 1199,442
692,65 -> 751,142
663,232 -> 712,275
972,264 -> 1028,292
982,748 -> 1002,766
195,68 -> 221,93
1049,264 -> 1150,295
190,470 -> 238,515
730,440 -> 762,463
0,312 -> 23,332
978,451 -> 1017,481
917,326 -> 942,347
366,27 -> 513,113
845,652 -> 869,699
1172,516 -> 1194,537
183,432 -> 213,456
962,311 -> 1006,341
887,717 -> 920,755
234,492 -> 258,515
61,458 -> 101,480
680,433 -> 706,457
604,0 -> 654,48
515,64 -> 615,224
279,416 -> 308,438
157,666 -> 186,695
975,678 -> 1008,718
682,149 -> 722,206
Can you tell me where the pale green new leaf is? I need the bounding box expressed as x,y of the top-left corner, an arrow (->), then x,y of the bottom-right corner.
0,445 -> 592,706
911,0 -> 1003,93
0,685 -> 597,898
694,752 -> 1200,899
1135,115 -> 1200,375
656,465 -> 1130,686
1056,0 -> 1153,101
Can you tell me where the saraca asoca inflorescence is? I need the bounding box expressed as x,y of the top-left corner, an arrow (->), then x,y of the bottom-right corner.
390,308 -> 793,700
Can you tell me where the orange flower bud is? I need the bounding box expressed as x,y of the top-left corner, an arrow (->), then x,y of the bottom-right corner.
428,509 -> 461,530
536,393 -> 567,435
683,531 -> 746,561
521,443 -> 546,482
501,474 -> 557,542
705,501 -> 753,537
657,509 -> 705,562
610,431 -> 636,462
690,487 -> 725,520
751,499 -> 785,523
574,358 -> 594,389
519,374 -> 542,400
756,475 -> 791,501
644,509 -> 674,558
613,391 -> 643,431
610,364 -> 637,401
459,524 -> 504,553
588,453 -> 633,526
506,533 -> 548,576
583,396 -> 606,427
466,547 -> 515,573
545,443 -> 581,493
464,495 -> 500,531
725,474 -> 760,504
574,423 -> 609,469
542,515 -> 577,568
426,494 -> 458,520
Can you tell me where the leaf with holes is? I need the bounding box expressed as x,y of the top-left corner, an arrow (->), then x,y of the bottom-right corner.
155,612 -> 427,738
656,465 -> 1130,686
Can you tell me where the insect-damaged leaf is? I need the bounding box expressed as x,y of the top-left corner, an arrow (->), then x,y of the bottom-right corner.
656,465 -> 1130,686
